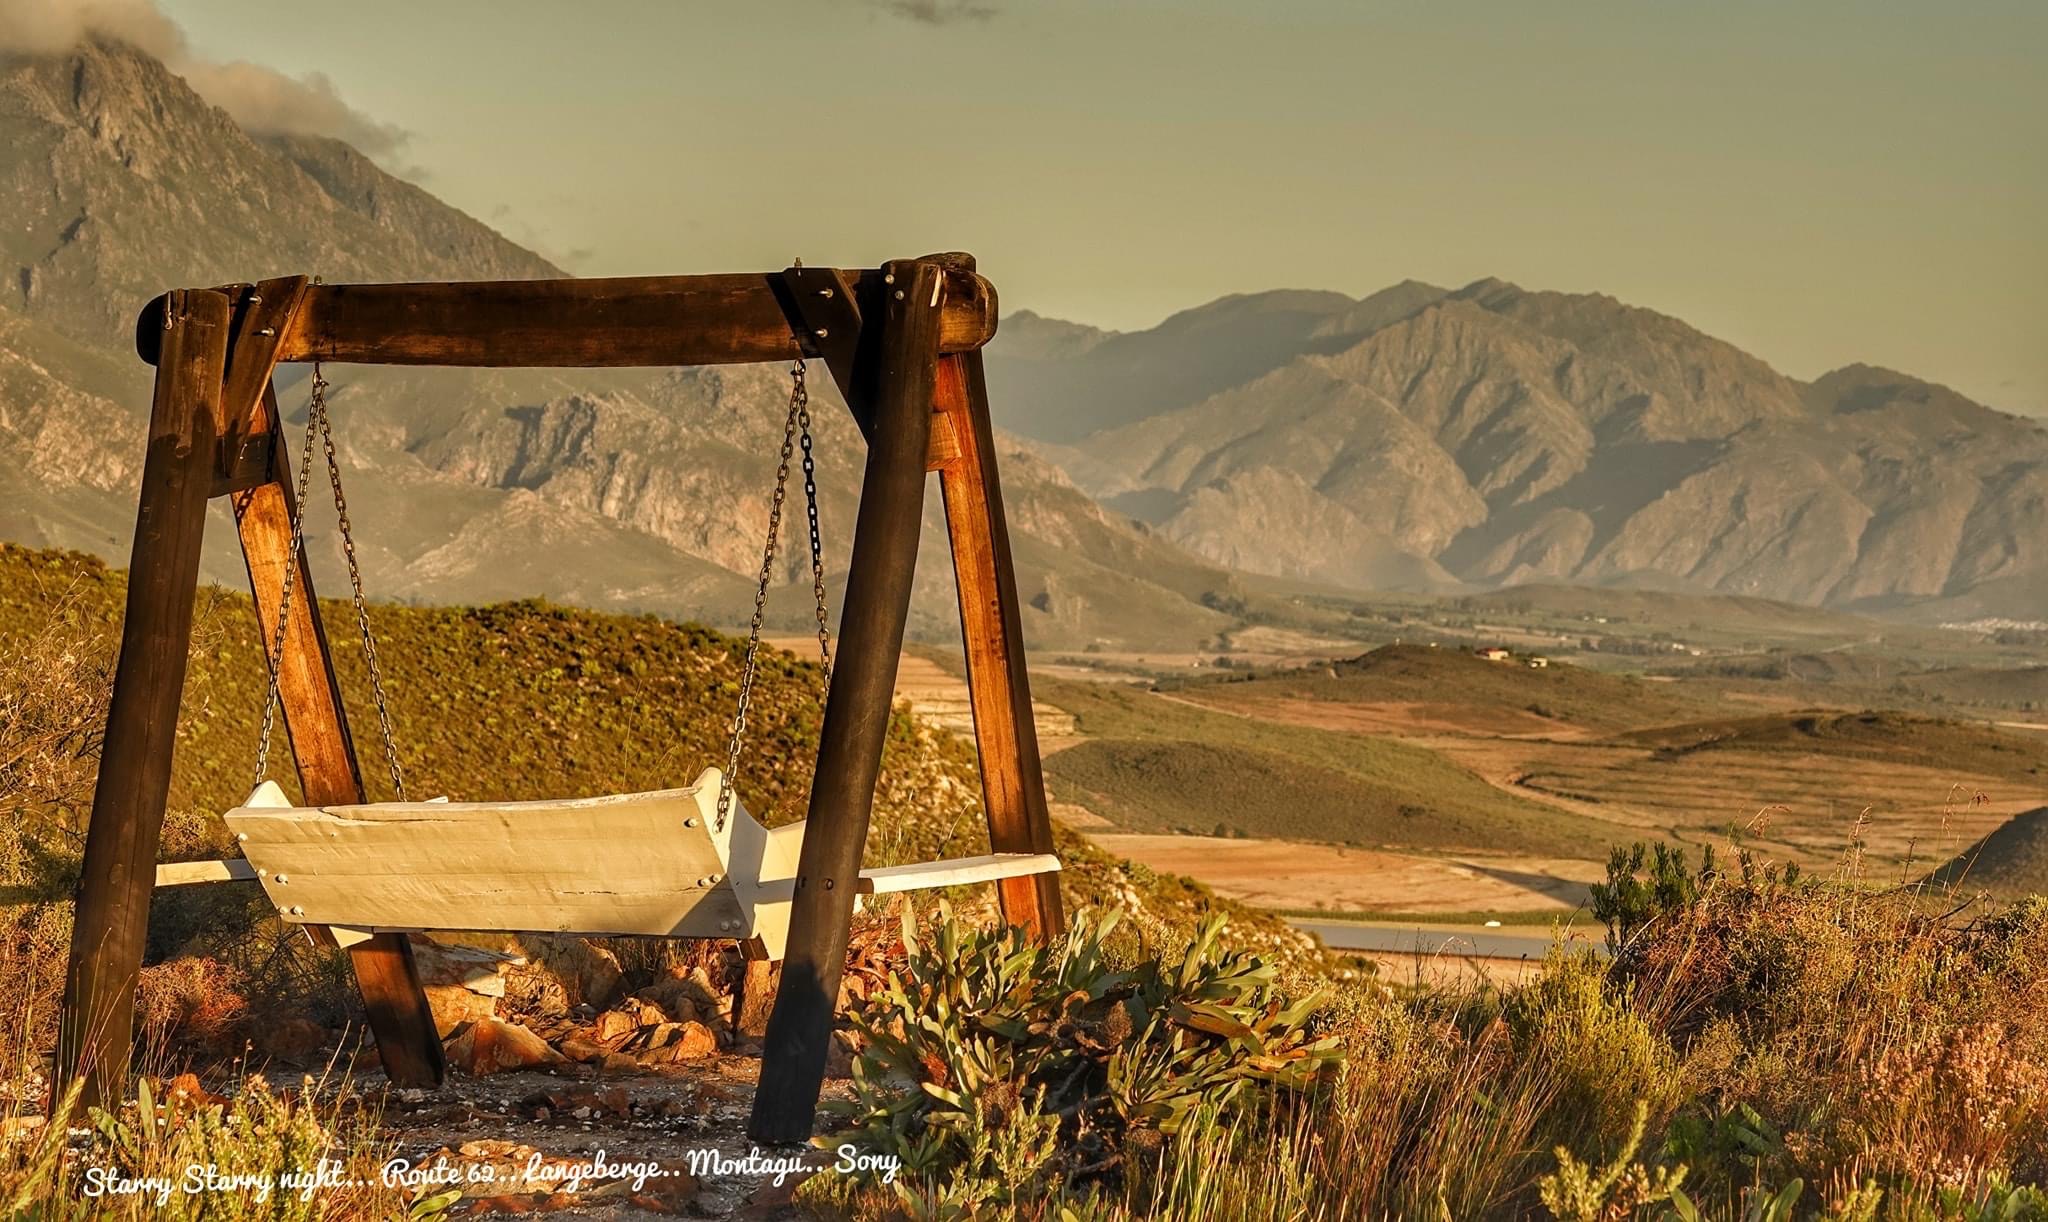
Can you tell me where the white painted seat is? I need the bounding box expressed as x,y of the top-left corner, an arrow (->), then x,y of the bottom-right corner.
156,768 -> 1058,960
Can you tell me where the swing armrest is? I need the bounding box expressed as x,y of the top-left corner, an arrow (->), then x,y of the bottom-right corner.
750,852 -> 1061,902
156,859 -> 260,886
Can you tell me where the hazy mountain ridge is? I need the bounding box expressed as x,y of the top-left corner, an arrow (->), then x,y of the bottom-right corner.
5,37 -> 2039,641
987,276 -> 2048,621
0,38 -> 1244,648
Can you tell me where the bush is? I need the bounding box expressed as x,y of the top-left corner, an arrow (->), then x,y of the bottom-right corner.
828,904 -> 1340,1212
1591,841 -> 1714,954
1507,952 -> 1683,1143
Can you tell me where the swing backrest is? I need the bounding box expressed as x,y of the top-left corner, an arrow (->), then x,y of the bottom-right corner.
222,768 -> 801,945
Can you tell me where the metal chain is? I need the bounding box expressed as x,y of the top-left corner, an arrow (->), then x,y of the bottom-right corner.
796,368 -> 832,683
313,389 -> 408,801
716,351 -> 832,832
252,368 -> 326,790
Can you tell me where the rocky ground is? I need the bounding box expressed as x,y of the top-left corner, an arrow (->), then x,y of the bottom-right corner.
320,925 -> 910,1218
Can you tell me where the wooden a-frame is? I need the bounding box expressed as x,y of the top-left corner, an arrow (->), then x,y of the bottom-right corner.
57,254 -> 1064,1143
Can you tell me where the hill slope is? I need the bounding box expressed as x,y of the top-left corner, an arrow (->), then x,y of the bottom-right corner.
1925,808 -> 2048,898
0,543 -> 1308,959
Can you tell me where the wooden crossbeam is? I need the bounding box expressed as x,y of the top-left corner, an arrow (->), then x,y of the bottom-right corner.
135,267 -> 997,369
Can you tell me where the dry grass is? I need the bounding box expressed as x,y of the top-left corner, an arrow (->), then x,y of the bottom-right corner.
814,849 -> 2048,1221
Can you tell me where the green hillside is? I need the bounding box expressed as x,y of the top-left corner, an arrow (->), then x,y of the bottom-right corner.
1175,643 -> 1712,733
0,544 -> 1307,959
1620,710 -> 2046,781
1039,674 -> 1625,855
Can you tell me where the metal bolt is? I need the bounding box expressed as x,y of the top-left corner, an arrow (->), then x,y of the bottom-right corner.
883,272 -> 896,285
818,287 -> 834,299
247,294 -> 263,304
814,327 -> 829,338
684,817 -> 697,828
289,905 -> 304,916
823,878 -> 835,891
893,290 -> 905,300
274,873 -> 289,884
235,832 -> 248,842
257,327 -> 276,337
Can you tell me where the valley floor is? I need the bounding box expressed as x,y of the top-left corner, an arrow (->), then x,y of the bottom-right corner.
892,639 -> 2048,938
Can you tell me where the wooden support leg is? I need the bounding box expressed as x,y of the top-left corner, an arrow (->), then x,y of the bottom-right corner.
232,383 -> 445,1087
58,290 -> 233,1108
934,351 -> 1066,941
749,259 -> 945,1144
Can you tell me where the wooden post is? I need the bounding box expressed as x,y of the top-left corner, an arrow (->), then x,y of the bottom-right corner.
58,289 -> 232,1108
231,382 -> 445,1087
934,350 -> 1066,940
749,259 -> 944,1144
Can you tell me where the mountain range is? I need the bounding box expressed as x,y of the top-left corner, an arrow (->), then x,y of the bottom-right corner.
984,283 -> 2048,624
4,37 -> 2043,650
0,39 -> 1240,649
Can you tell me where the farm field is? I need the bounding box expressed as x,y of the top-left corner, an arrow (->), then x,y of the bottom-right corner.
910,636 -> 2048,924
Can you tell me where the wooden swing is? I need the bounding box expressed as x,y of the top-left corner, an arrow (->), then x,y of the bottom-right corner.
161,769 -> 1054,961
154,341 -> 1057,959
59,257 -> 1064,1144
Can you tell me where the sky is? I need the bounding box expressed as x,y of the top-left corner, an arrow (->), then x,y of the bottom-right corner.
146,0 -> 2047,413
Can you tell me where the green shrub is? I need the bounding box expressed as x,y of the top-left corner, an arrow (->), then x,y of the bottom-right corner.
1592,841 -> 1714,953
1539,1100 -> 1687,1222
828,904 -> 1340,1212
1508,951 -> 1683,1142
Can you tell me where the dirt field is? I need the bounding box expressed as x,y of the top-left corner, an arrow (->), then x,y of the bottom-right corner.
849,644 -> 2041,923
1170,689 -> 2039,873
1089,833 -> 1604,914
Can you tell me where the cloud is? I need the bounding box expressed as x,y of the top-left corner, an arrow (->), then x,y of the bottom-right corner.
875,0 -> 1000,25
0,0 -> 411,162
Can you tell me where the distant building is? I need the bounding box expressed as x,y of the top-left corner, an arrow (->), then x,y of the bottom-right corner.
1528,656 -> 1550,668
1477,647 -> 1513,662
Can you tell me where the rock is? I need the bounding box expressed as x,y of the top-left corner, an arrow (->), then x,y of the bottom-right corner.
502,965 -> 574,1021
673,1021 -> 718,1060
634,978 -> 699,1024
735,958 -> 779,1038
600,1053 -> 639,1074
739,1167 -> 814,1216
158,1072 -> 230,1110
510,937 -> 626,1010
255,1017 -> 330,1061
445,1018 -> 569,1076
411,938 -> 520,996
593,1009 -> 638,1043
823,1029 -> 859,1080
413,938 -> 522,1035
558,1037 -> 606,1064
423,985 -> 498,1038
624,1162 -> 702,1214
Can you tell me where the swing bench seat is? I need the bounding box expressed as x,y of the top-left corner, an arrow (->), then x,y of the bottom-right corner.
155,768 -> 1058,961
